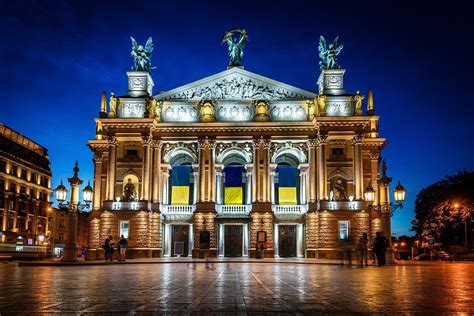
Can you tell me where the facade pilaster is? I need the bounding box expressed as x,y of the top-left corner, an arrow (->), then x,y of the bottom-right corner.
245,164 -> 253,205
140,135 -> 153,201
92,152 -> 103,210
215,164 -> 223,205
352,133 -> 364,200
369,150 -> 380,205
151,140 -> 162,203
299,163 -> 309,205
316,133 -> 328,200
106,135 -> 118,201
161,165 -> 170,205
197,137 -> 216,204
307,139 -> 318,210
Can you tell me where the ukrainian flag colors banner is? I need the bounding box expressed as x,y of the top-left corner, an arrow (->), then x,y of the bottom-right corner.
278,166 -> 297,205
224,166 -> 244,205
171,165 -> 191,205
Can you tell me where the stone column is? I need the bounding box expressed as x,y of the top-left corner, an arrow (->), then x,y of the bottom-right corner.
252,137 -> 271,204
141,135 -> 153,201
92,152 -> 103,210
197,138 -> 216,203
245,164 -> 253,205
2,194 -> 8,233
215,164 -> 223,205
369,151 -> 380,205
299,164 -> 309,205
106,136 -> 118,201
151,141 -> 162,204
161,165 -> 170,205
316,133 -> 328,200
269,164 -> 277,204
192,164 -> 199,204
307,139 -> 318,210
352,133 -> 364,200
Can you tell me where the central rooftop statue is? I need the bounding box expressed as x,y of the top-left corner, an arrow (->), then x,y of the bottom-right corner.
222,28 -> 249,67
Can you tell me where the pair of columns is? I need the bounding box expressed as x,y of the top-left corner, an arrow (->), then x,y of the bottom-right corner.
307,133 -> 366,203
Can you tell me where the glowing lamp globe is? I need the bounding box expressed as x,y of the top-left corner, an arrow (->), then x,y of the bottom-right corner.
82,181 -> 93,204
364,184 -> 375,203
55,180 -> 68,203
394,181 -> 406,204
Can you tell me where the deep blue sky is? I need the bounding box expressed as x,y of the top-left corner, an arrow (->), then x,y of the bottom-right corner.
1,0 -> 473,236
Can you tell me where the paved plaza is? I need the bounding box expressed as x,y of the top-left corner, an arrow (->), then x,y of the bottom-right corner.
0,262 -> 473,314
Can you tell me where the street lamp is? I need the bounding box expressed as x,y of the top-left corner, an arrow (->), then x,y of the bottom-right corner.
54,161 -> 92,262
364,160 -> 406,216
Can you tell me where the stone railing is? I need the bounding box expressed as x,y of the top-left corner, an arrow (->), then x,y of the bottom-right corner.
216,204 -> 251,214
318,200 -> 366,211
161,205 -> 195,214
272,205 -> 308,214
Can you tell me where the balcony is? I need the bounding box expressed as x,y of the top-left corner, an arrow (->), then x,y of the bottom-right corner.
161,204 -> 195,222
216,205 -> 251,218
272,205 -> 308,214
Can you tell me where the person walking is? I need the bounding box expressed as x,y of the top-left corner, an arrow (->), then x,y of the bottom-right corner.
103,237 -> 110,262
107,235 -> 115,262
118,235 -> 128,261
357,232 -> 369,267
373,231 -> 388,266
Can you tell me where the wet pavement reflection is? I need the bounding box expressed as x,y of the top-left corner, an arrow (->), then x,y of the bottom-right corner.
0,262 -> 473,314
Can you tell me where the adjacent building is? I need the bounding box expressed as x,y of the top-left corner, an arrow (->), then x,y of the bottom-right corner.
0,124 -> 52,258
86,48 -> 396,260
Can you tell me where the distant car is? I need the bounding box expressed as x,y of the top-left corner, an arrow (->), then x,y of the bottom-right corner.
413,252 -> 451,261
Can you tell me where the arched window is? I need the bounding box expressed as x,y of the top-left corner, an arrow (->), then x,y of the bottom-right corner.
169,153 -> 194,205
275,153 -> 300,205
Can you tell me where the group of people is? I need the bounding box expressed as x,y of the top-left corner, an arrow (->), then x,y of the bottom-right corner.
103,235 -> 128,262
356,231 -> 389,267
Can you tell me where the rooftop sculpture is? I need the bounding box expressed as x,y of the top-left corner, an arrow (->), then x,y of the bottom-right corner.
318,35 -> 343,70
222,29 -> 248,67
130,36 -> 154,72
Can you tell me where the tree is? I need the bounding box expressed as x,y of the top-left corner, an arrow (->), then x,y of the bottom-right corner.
412,170 -> 474,245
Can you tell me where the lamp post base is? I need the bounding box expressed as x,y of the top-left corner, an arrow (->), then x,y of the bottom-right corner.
61,246 -> 79,262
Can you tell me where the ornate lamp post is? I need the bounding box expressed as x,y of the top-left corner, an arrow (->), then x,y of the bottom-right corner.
54,162 -> 93,262
364,160 -> 406,216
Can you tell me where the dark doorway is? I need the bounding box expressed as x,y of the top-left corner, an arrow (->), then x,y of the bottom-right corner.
279,225 -> 297,257
171,225 -> 189,257
224,225 -> 243,257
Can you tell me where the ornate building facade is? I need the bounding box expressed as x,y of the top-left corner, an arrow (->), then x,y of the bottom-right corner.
0,124 -> 52,257
86,50 -> 395,260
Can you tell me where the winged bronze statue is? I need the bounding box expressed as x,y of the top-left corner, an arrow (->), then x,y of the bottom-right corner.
318,35 -> 343,70
130,36 -> 154,72
221,29 -> 248,66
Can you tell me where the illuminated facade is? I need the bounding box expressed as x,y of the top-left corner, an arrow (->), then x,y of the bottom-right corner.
0,124 -> 52,257
87,63 -> 394,259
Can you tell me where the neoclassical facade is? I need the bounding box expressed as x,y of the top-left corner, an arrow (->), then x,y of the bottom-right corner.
86,63 -> 395,260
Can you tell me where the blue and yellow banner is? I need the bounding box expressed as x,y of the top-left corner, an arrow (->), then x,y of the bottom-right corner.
171,165 -> 191,205
278,166 -> 297,205
224,166 -> 244,205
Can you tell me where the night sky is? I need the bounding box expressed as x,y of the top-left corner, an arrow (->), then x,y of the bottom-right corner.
1,0 -> 473,236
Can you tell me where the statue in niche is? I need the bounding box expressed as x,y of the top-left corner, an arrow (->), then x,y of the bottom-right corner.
122,178 -> 137,202
146,98 -> 161,121
318,35 -> 343,70
130,36 -> 154,72
222,29 -> 248,66
354,91 -> 365,116
108,92 -> 117,118
330,178 -> 347,201
316,92 -> 326,116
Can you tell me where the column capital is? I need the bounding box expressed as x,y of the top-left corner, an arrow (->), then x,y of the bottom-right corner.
152,140 -> 163,149
93,152 -> 104,162
141,134 -> 154,146
197,137 -> 216,150
369,150 -> 380,161
316,133 -> 328,146
252,136 -> 271,150
107,135 -> 118,146
307,138 -> 318,148
351,133 -> 364,145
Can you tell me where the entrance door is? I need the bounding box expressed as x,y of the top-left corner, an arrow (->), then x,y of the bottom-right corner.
279,225 -> 296,257
171,225 -> 189,257
224,225 -> 243,257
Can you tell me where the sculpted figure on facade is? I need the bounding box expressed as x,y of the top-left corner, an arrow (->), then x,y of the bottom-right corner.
122,178 -> 137,202
354,91 -> 365,116
330,178 -> 347,201
199,101 -> 216,122
130,36 -> 154,72
108,92 -> 117,118
315,93 -> 326,116
254,100 -> 270,121
222,29 -> 248,66
318,35 -> 343,70
146,98 -> 161,121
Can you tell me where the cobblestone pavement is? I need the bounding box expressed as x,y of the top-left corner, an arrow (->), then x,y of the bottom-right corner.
1,262 -> 473,314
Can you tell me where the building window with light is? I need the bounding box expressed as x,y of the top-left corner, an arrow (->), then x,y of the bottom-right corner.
339,221 -> 350,240
58,234 -> 64,244
119,221 -> 130,238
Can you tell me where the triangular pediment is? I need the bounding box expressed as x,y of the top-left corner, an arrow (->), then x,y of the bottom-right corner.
154,67 -> 317,101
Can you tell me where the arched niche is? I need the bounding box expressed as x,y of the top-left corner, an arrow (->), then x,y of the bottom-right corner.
122,173 -> 140,201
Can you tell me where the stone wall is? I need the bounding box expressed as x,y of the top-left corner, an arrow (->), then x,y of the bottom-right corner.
305,211 -> 319,258
249,212 -> 274,256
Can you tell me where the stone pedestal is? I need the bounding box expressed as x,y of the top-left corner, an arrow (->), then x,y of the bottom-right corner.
126,71 -> 154,97
317,69 -> 345,95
